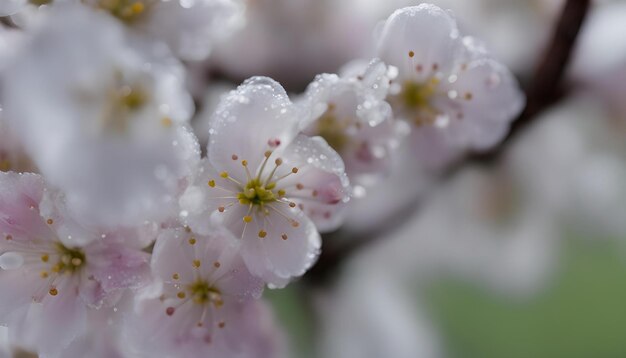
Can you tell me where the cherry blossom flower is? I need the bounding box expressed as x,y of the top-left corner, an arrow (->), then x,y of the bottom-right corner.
300,59 -> 408,181
179,77 -> 350,287
126,226 -> 264,357
1,6 -> 200,227
82,0 -> 245,61
377,5 -> 524,163
0,172 -> 151,355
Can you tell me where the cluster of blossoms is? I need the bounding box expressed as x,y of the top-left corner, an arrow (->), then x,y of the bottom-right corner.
0,2 -> 522,357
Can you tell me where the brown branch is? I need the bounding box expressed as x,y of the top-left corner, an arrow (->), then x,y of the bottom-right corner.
304,0 -> 591,286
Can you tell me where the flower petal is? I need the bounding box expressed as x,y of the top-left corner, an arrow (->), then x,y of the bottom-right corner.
279,135 -> 350,232
377,4 -> 462,82
208,76 -> 300,179
240,208 -> 321,288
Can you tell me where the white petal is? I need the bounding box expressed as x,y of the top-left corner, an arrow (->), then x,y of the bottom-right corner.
439,55 -> 524,150
138,0 -> 244,61
279,135 -> 351,232
240,208 -> 320,288
208,76 -> 300,179
0,0 -> 26,17
377,4 -> 462,82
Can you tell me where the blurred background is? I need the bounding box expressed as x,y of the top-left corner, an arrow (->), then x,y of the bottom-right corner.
190,0 -> 626,357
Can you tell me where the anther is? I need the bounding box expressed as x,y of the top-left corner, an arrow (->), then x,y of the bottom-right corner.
161,117 -> 172,128
166,307 -> 175,316
172,273 -> 180,280
46,219 -> 54,225
243,215 -> 253,223
258,230 -> 267,238
40,271 -> 49,278
213,261 -> 221,268
464,92 -> 473,100
408,51 -> 415,58
208,180 -> 216,187
41,254 -> 49,263
218,206 -> 225,213
275,158 -> 283,166
264,151 -> 272,158
188,238 -> 197,245
49,288 -> 58,296
71,258 -> 82,266
231,154 -> 238,160
296,183 -> 304,190
177,292 -> 186,299
277,189 -> 286,197
218,321 -> 226,329
241,160 -> 248,166
192,260 -> 201,268
219,171 -> 229,178
281,234 -> 288,240
291,167 -> 298,174
291,220 -> 300,228
5,235 -> 12,241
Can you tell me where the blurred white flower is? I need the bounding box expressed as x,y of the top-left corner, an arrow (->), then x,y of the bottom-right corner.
318,270 -> 441,358
508,94 -> 626,239
352,166 -> 560,298
210,0 -> 373,88
300,59 -> 408,181
83,0 -> 245,61
0,172 -> 151,356
1,6 -> 200,228
377,5 -> 524,165
0,326 -> 9,358
126,226 -> 264,358
180,77 -> 350,287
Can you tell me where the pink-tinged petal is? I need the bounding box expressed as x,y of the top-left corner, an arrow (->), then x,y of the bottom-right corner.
9,279 -> 86,356
0,172 -> 54,244
208,77 -> 300,179
279,135 -> 350,232
86,243 -> 151,297
377,5 -> 462,82
240,208 -> 320,288
0,270 -> 38,325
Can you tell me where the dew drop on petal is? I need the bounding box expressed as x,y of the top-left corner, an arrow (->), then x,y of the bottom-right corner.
0,252 -> 24,270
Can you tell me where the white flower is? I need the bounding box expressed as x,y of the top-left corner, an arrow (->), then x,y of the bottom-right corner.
300,59 -> 408,181
1,6 -> 199,228
126,226 -> 264,358
180,77 -> 350,287
0,172 -> 151,356
82,0 -> 245,61
377,5 -> 524,162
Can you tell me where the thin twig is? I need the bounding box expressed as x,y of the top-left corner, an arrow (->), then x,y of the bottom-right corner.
304,0 -> 591,285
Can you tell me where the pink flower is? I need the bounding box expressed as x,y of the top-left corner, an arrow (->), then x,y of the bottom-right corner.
0,172 -> 151,355
126,227 -> 264,357
180,77 -> 350,287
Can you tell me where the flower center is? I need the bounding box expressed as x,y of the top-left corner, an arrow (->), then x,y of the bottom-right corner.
187,280 -> 223,307
237,178 -> 277,206
97,0 -> 149,23
316,105 -> 352,152
101,80 -> 149,134
50,242 -> 86,274
396,79 -> 443,126
0,154 -> 11,172
29,0 -> 52,5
